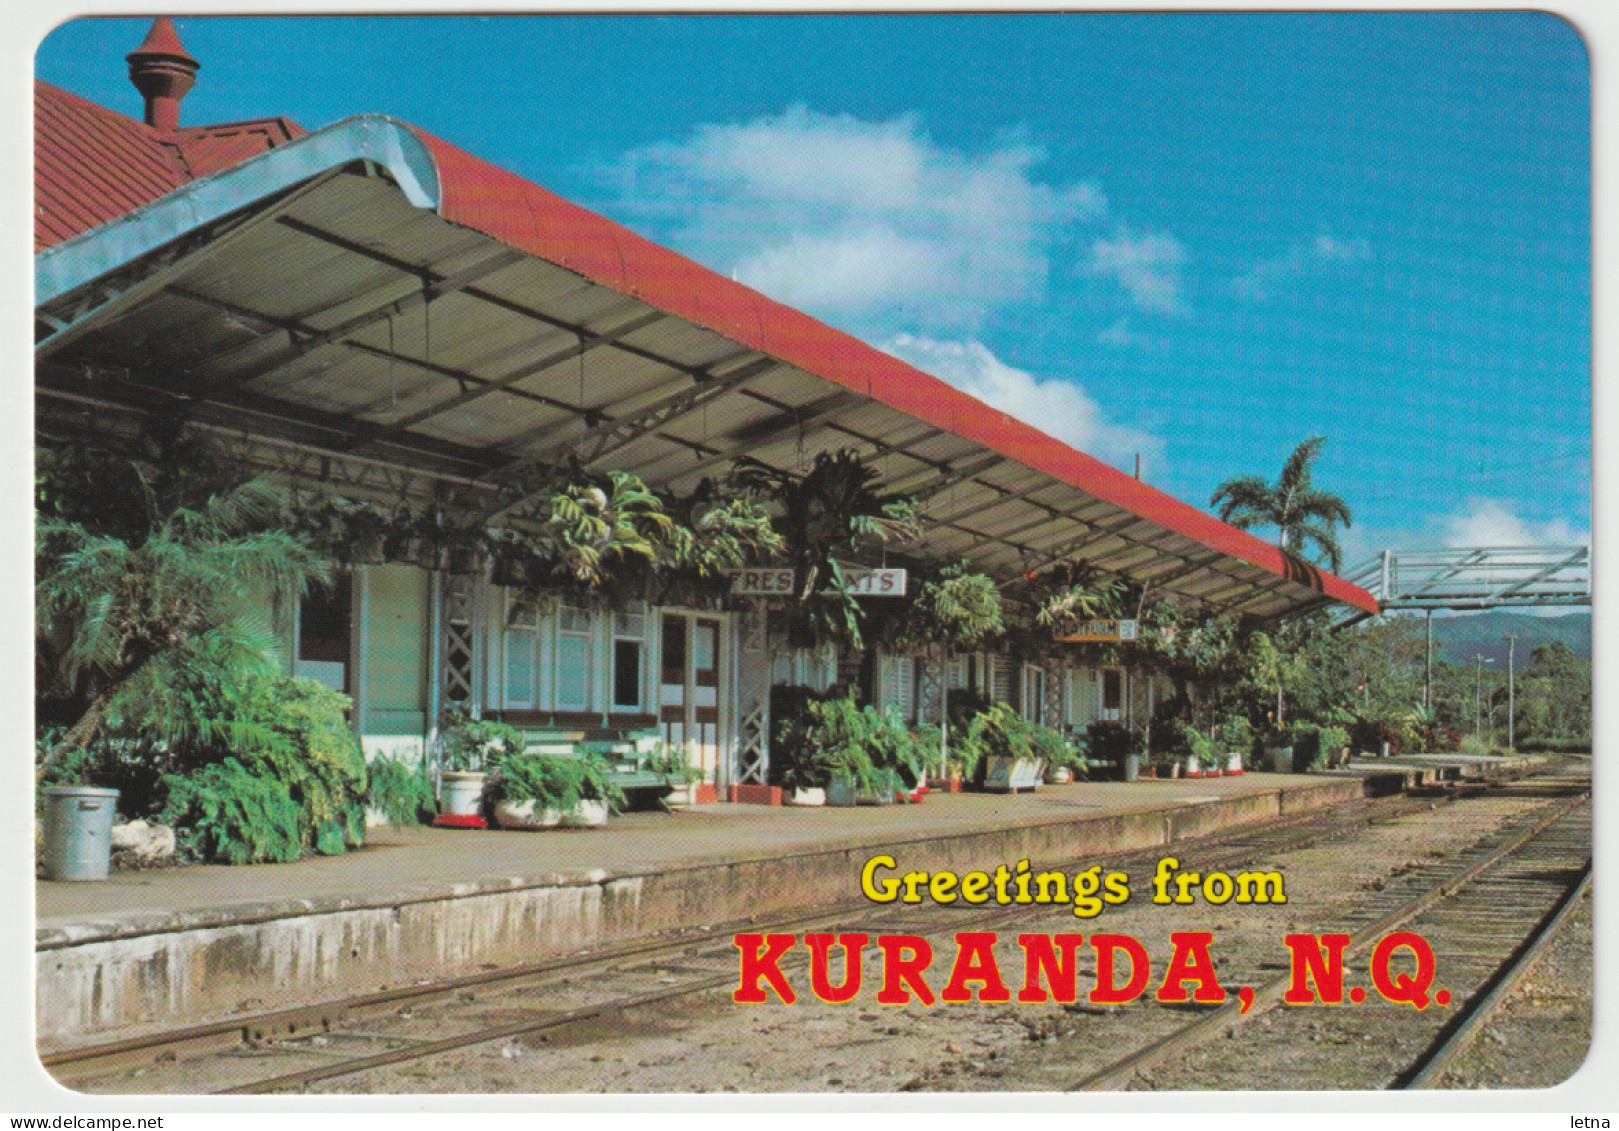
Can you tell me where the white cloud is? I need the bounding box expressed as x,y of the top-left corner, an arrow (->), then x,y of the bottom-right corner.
607,105 -> 1106,332
1443,498 -> 1589,548
1097,317 -> 1154,349
881,333 -> 1158,465
1233,233 -> 1372,303
1087,230 -> 1187,313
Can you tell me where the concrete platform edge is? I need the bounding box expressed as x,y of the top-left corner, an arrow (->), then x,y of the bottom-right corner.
38,777 -> 1366,1046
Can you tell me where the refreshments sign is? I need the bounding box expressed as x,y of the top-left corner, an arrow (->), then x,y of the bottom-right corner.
843,568 -> 908,597
727,568 -> 797,596
727,567 -> 909,597
1055,618 -> 1139,644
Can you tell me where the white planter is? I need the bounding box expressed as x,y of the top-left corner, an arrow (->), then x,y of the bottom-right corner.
789,787 -> 826,807
493,799 -> 563,830
1225,752 -> 1244,775
984,756 -> 1047,793
1046,767 -> 1074,785
561,799 -> 610,828
440,771 -> 487,818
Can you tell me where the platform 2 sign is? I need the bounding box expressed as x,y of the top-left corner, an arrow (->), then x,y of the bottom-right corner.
1055,618 -> 1139,643
727,567 -> 908,597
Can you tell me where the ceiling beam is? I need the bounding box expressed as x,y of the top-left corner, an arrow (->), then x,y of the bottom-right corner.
665,390 -> 870,481
477,355 -> 781,522
350,308 -> 670,453
37,359 -> 505,477
905,453 -> 1008,505
277,216 -> 731,383
164,285 -> 585,420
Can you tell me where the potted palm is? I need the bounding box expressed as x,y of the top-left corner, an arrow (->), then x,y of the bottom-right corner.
437,709 -> 523,825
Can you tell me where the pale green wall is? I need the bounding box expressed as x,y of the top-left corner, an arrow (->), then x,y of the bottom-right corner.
359,564 -> 430,751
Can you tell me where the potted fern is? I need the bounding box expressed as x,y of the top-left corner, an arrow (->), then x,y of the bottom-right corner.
491,753 -> 625,829
1220,716 -> 1254,775
638,738 -> 706,805
365,753 -> 436,827
1176,723 -> 1224,778
970,704 -> 1047,792
1040,729 -> 1085,784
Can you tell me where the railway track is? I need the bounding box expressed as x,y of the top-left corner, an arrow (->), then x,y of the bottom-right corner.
1063,774 -> 1591,1092
44,767 -> 1583,1094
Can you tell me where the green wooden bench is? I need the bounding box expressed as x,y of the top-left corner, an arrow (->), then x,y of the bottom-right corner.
514,725 -> 682,809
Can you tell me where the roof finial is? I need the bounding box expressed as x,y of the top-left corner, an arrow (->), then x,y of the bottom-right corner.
126,17 -> 199,131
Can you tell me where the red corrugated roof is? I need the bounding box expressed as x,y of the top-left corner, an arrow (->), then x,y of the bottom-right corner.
32,79 -> 1376,615
33,80 -> 303,251
415,130 -> 1377,614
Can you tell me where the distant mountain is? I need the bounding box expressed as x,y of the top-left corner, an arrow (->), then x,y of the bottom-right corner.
1421,611 -> 1590,668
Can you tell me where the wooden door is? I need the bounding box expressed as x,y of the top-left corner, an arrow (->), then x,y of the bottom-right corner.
692,617 -> 721,780
660,614 -> 688,752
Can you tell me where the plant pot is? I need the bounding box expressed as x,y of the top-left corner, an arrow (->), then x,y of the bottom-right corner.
826,774 -> 857,808
789,787 -> 826,807
1182,757 -> 1201,778
1046,766 -> 1074,785
560,799 -> 610,828
41,786 -> 120,881
1225,752 -> 1244,775
493,799 -> 563,829
984,756 -> 1045,793
440,771 -> 488,818
1167,761 -> 1181,779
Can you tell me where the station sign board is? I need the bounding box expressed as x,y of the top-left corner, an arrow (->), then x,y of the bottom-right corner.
842,568 -> 908,597
727,568 -> 797,596
1055,618 -> 1139,644
727,567 -> 909,597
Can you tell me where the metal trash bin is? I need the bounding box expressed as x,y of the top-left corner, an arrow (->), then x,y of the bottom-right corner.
41,786 -> 120,881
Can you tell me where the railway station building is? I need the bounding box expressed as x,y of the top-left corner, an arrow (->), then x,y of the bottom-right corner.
34,21 -> 1379,796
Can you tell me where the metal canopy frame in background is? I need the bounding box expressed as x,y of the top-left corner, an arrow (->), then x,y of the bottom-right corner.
1336,546 -> 1591,624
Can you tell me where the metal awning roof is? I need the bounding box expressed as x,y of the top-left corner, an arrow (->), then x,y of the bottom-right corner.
34,112 -> 1378,620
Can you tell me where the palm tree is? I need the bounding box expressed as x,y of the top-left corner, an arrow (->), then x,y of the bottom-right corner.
1209,437 -> 1353,571
731,450 -> 918,602
730,449 -> 919,648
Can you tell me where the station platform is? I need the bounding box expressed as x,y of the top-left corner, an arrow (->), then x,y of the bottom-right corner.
35,755 -> 1537,1047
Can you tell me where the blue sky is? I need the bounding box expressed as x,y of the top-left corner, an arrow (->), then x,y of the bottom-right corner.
35,13 -> 1591,569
